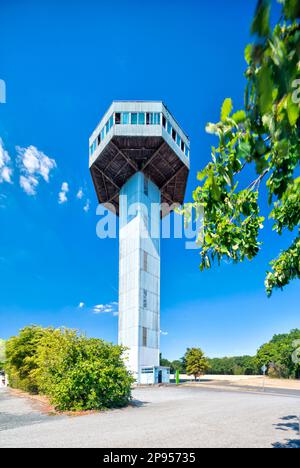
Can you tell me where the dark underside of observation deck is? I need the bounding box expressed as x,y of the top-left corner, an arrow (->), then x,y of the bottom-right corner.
90,136 -> 189,216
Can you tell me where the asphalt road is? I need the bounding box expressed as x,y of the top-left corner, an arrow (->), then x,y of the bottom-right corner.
0,386 -> 300,448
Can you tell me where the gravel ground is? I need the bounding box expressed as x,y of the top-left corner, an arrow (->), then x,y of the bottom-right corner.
0,386 -> 299,448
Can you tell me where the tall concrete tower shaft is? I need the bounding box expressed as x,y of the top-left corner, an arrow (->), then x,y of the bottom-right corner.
89,101 -> 190,383
119,173 -> 161,381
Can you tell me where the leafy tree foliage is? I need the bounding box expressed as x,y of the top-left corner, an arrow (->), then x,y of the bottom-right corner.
5,326 -> 46,393
5,326 -> 134,411
256,328 -> 300,378
185,348 -> 209,380
207,356 -> 259,376
184,0 -> 300,295
160,354 -> 186,373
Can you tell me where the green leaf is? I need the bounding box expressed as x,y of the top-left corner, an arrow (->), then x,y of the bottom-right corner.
251,0 -> 271,37
232,110 -> 247,124
258,65 -> 274,114
244,44 -> 253,65
237,141 -> 251,159
221,98 -> 233,122
287,94 -> 300,126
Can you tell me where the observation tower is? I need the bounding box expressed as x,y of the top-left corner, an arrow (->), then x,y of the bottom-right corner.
89,101 -> 190,383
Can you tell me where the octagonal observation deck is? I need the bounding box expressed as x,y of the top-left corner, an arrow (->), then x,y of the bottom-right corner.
89,101 -> 190,215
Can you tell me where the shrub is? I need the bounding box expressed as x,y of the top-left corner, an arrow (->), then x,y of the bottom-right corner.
5,325 -> 134,411
35,328 -> 134,411
5,326 -> 46,393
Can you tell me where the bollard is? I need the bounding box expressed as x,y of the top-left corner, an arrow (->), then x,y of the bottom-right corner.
176,370 -> 180,385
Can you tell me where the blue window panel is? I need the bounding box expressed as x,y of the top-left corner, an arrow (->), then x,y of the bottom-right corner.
185,146 -> 190,158
131,113 -> 138,124
153,113 -> 160,124
122,112 -> 129,124
176,134 -> 181,147
167,122 -> 172,135
89,146 -> 93,156
109,115 -> 113,129
101,128 -> 105,140
138,113 -> 145,124
105,121 -> 109,133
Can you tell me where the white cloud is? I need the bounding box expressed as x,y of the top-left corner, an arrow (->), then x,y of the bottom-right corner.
78,302 -> 85,309
0,194 -> 7,208
92,302 -> 118,316
61,182 -> 69,192
160,330 -> 168,336
17,145 -> 56,195
58,182 -> 69,204
19,175 -> 39,195
76,188 -> 84,200
0,138 -> 13,184
83,199 -> 90,213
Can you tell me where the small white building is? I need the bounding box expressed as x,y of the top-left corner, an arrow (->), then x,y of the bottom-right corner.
140,366 -> 170,385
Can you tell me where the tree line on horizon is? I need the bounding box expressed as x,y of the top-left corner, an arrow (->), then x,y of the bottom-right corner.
160,329 -> 300,379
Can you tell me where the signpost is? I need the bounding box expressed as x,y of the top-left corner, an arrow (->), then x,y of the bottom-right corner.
261,365 -> 267,392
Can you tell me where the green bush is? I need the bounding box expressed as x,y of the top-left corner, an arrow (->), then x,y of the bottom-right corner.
36,328 -> 134,411
5,326 -> 46,393
5,325 -> 134,411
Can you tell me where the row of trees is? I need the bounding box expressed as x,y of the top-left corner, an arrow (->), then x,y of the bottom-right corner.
161,329 -> 300,379
3,326 -> 134,411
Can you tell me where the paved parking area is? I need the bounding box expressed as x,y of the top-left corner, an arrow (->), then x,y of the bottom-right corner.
0,386 -> 299,448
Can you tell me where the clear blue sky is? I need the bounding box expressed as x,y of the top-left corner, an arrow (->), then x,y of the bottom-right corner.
0,0 -> 298,360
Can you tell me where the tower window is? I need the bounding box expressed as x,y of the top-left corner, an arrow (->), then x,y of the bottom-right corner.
181,140 -> 185,152
172,128 -> 176,141
142,327 -> 147,347
138,113 -> 145,125
162,115 -> 166,128
115,113 -> 121,124
143,251 -> 148,272
153,113 -> 160,124
144,177 -> 148,196
122,112 -> 129,124
131,113 -> 138,124
143,289 -> 148,308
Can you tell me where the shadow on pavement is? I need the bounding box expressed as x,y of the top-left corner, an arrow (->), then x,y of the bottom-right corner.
272,415 -> 300,449
130,399 -> 149,408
